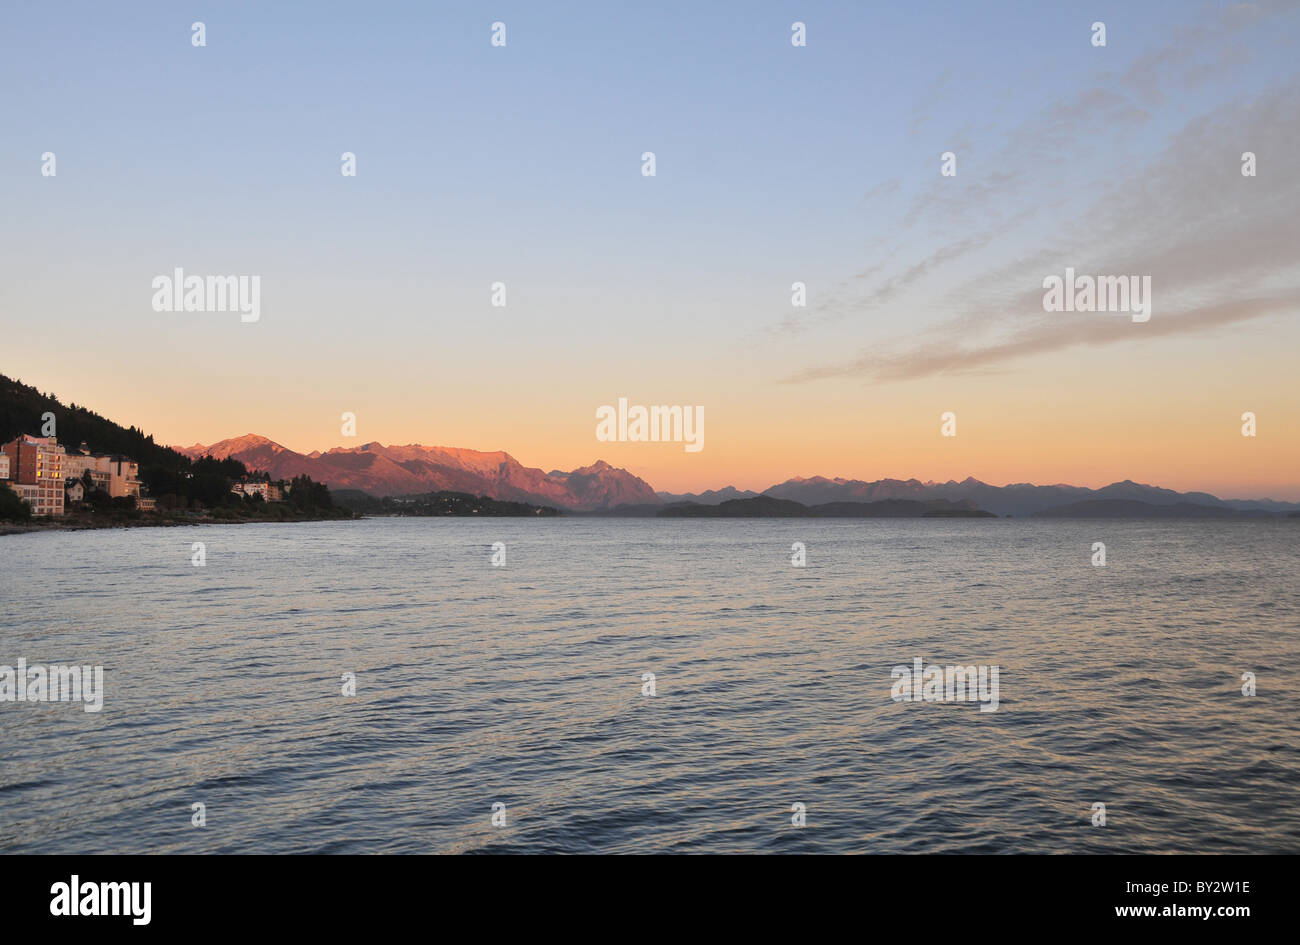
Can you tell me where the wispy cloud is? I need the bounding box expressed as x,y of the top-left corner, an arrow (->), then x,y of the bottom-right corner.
781,4 -> 1300,384
786,289 -> 1300,383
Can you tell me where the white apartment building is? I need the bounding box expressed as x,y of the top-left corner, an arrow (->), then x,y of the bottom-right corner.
63,449 -> 142,499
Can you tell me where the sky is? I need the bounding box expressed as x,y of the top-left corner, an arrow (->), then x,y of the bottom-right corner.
2,1 -> 1298,498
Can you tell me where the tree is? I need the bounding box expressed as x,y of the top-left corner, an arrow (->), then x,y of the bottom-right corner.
288,475 -> 333,511
0,486 -> 32,521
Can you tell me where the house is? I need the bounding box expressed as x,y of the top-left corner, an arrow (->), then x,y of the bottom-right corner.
65,479 -> 85,503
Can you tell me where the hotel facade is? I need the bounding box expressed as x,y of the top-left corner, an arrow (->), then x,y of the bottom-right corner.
2,436 -> 153,516
63,444 -> 143,500
1,435 -> 66,517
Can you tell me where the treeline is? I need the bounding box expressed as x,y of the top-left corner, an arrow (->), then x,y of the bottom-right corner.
0,373 -> 339,518
1,373 -> 189,475
2,372 -> 201,502
284,475 -> 335,512
0,486 -> 30,521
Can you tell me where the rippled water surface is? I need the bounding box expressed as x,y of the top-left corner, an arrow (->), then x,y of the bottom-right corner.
2,518 -> 1297,853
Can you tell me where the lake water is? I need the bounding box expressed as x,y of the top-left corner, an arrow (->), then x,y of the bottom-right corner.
1,518 -> 1297,854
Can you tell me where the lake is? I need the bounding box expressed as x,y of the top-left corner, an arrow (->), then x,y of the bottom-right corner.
1,518 -> 1296,853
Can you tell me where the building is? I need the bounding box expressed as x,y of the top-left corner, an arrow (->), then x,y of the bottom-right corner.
2,435 -> 66,516
3,437 -> 152,516
62,450 -> 107,491
63,448 -> 142,499
7,482 -> 42,512
232,480 -> 271,500
233,480 -> 288,502
104,456 -> 141,499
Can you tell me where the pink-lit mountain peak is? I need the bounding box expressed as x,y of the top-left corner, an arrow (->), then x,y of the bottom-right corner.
175,436 -> 659,510
182,433 -> 287,460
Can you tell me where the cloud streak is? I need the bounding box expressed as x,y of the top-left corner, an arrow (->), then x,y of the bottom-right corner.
785,289 -> 1300,383
781,4 -> 1300,384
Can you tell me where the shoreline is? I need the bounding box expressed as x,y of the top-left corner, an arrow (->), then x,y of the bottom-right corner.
0,512 -> 357,536
8,514 -> 1296,536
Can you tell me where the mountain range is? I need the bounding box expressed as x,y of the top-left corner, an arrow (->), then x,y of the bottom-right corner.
176,434 -> 1300,517
756,475 -> 1300,517
175,435 -> 659,511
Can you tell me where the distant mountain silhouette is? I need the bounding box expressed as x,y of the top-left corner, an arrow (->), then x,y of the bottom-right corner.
760,476 -> 1299,517
658,496 -> 993,518
659,495 -> 809,517
1032,499 -> 1274,519
656,486 -> 760,504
